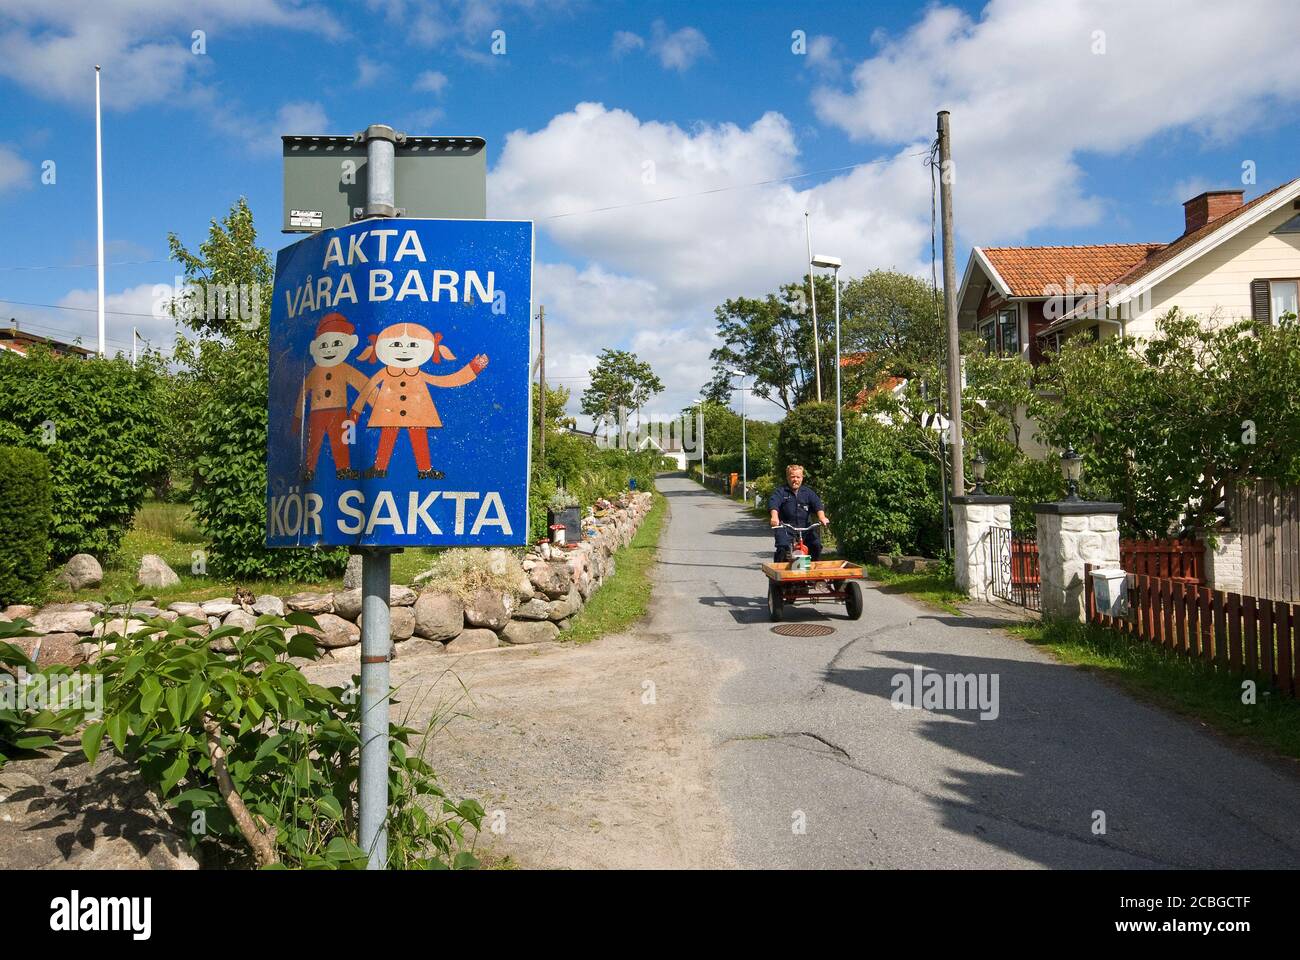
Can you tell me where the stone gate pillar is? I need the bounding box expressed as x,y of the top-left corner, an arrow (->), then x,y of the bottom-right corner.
1034,500 -> 1122,621
951,495 -> 1013,602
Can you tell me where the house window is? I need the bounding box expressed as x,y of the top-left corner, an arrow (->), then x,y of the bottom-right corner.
998,307 -> 1021,356
979,317 -> 997,353
1271,280 -> 1298,322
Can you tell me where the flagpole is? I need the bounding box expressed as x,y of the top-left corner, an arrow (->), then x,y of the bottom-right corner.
95,65 -> 105,357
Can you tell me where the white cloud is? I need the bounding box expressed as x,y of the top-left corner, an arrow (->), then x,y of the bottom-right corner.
492,103 -> 929,417
356,55 -> 387,87
210,99 -> 331,155
413,70 -> 449,94
365,0 -> 573,48
53,283 -> 182,356
811,0 -> 1300,243
649,21 -> 708,72
0,144 -> 34,195
804,35 -> 840,77
611,30 -> 644,57
0,0 -> 344,110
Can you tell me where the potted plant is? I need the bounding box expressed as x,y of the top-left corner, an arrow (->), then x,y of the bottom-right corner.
546,489 -> 582,545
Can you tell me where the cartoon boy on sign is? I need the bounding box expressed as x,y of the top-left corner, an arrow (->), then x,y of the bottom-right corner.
350,322 -> 489,480
293,312 -> 373,481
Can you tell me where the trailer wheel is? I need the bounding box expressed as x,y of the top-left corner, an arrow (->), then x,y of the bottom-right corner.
768,582 -> 785,621
845,580 -> 864,620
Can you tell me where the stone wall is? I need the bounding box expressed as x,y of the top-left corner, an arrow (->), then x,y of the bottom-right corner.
951,496 -> 1012,601
1,492 -> 655,668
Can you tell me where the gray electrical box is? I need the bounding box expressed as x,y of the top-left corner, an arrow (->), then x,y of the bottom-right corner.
281,134 -> 487,232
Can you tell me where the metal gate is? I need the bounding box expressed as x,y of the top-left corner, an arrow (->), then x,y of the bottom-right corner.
989,526 -> 1040,611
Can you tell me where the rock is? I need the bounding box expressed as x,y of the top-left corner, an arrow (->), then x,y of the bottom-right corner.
206,616 -> 221,631
343,554 -> 364,590
285,591 -> 333,615
251,595 -> 285,617
105,603 -> 164,619
395,637 -> 445,658
1,604 -> 37,621
92,618 -> 147,639
41,601 -> 103,614
299,612 -> 359,648
200,599 -> 238,617
513,575 -> 536,602
389,585 -> 417,607
547,589 -> 580,622
56,554 -> 103,591
167,601 -> 205,617
463,588 -> 510,631
332,588 -> 362,621
79,641 -> 115,663
358,605 -> 415,641
29,609 -> 95,635
444,628 -> 499,652
413,590 -> 463,642
136,554 -> 180,589
501,619 -> 559,645
5,633 -> 86,668
512,598 -> 551,621
222,609 -> 259,633
529,561 -> 572,599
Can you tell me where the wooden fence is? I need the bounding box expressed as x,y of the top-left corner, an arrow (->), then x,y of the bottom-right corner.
1085,564 -> 1297,697
1232,481 -> 1300,602
1119,538 -> 1205,582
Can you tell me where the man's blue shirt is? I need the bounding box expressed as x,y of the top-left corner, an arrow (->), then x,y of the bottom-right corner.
768,484 -> 824,529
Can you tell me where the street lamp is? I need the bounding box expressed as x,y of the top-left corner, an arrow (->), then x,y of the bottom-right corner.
693,397 -> 706,487
1060,446 -> 1084,502
723,369 -> 749,500
811,253 -> 843,462
971,452 -> 988,496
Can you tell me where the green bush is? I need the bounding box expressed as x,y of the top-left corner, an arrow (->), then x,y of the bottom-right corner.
825,419 -> 943,558
0,447 -> 53,606
775,401 -> 840,488
527,431 -> 659,541
0,348 -> 165,562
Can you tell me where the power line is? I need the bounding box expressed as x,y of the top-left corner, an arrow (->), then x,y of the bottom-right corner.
0,297 -> 165,320
0,257 -> 171,272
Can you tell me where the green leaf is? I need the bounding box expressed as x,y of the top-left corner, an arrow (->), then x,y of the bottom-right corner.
106,713 -> 129,753
81,721 -> 105,764
139,676 -> 163,717
160,752 -> 188,795
164,685 -> 184,728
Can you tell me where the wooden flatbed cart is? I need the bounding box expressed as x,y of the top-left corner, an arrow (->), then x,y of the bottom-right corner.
762,560 -> 866,621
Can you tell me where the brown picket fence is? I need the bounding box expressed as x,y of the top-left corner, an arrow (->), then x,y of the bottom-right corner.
1119,538 -> 1205,582
1085,564 -> 1298,697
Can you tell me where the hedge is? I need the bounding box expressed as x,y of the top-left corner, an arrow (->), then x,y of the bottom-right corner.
0,347 -> 164,561
0,446 -> 53,606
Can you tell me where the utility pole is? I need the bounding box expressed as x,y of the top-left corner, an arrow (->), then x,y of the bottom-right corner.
537,305 -> 545,461
804,212 -> 822,402
95,66 -> 105,357
937,110 -> 964,499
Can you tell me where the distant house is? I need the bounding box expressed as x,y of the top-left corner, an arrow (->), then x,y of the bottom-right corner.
638,433 -> 687,470
955,179 -> 1300,457
956,179 -> 1300,361
0,321 -> 94,359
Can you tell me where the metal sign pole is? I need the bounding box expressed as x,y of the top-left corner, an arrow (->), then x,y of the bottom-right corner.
358,547 -> 391,867
357,123 -> 397,870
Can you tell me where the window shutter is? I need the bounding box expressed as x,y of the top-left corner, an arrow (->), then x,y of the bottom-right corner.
1250,279 -> 1272,323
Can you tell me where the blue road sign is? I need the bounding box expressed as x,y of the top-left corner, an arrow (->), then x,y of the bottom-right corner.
266,217 -> 533,548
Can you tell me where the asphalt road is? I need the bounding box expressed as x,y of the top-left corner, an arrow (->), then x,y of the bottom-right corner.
646,473 -> 1300,869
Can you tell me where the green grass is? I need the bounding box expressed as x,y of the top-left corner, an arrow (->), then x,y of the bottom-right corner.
561,491 -> 668,644
864,563 -> 965,616
1014,618 -> 1300,761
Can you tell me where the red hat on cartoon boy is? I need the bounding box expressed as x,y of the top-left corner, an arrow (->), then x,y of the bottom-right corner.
316,313 -> 354,336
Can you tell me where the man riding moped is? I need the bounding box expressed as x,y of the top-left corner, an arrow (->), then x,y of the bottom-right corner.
768,464 -> 831,563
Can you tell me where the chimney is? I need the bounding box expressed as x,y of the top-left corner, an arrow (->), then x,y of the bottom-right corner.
1183,189 -> 1244,234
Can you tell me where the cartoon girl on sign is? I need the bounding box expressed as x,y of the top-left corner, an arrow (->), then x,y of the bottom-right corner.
350,322 -> 489,480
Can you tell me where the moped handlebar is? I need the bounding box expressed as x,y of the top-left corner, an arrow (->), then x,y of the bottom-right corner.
776,521 -> 822,532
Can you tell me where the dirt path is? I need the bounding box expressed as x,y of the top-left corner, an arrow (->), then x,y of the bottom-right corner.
307,627 -> 736,869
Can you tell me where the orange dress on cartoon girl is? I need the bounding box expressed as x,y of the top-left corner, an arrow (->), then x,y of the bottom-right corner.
350,322 -> 489,479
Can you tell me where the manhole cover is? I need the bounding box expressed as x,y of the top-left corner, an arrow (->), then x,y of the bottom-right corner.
771,623 -> 836,637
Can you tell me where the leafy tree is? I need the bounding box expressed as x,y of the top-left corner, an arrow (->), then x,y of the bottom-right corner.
0,346 -> 165,561
169,199 -> 346,580
581,348 -> 662,437
1032,309 -> 1300,536
775,401 -> 840,488
825,418 -> 943,558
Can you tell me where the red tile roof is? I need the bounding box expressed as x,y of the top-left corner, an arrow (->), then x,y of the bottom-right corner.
980,243 -> 1166,298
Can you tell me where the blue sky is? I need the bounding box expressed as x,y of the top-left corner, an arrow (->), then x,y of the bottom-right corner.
2,0 -> 1299,420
